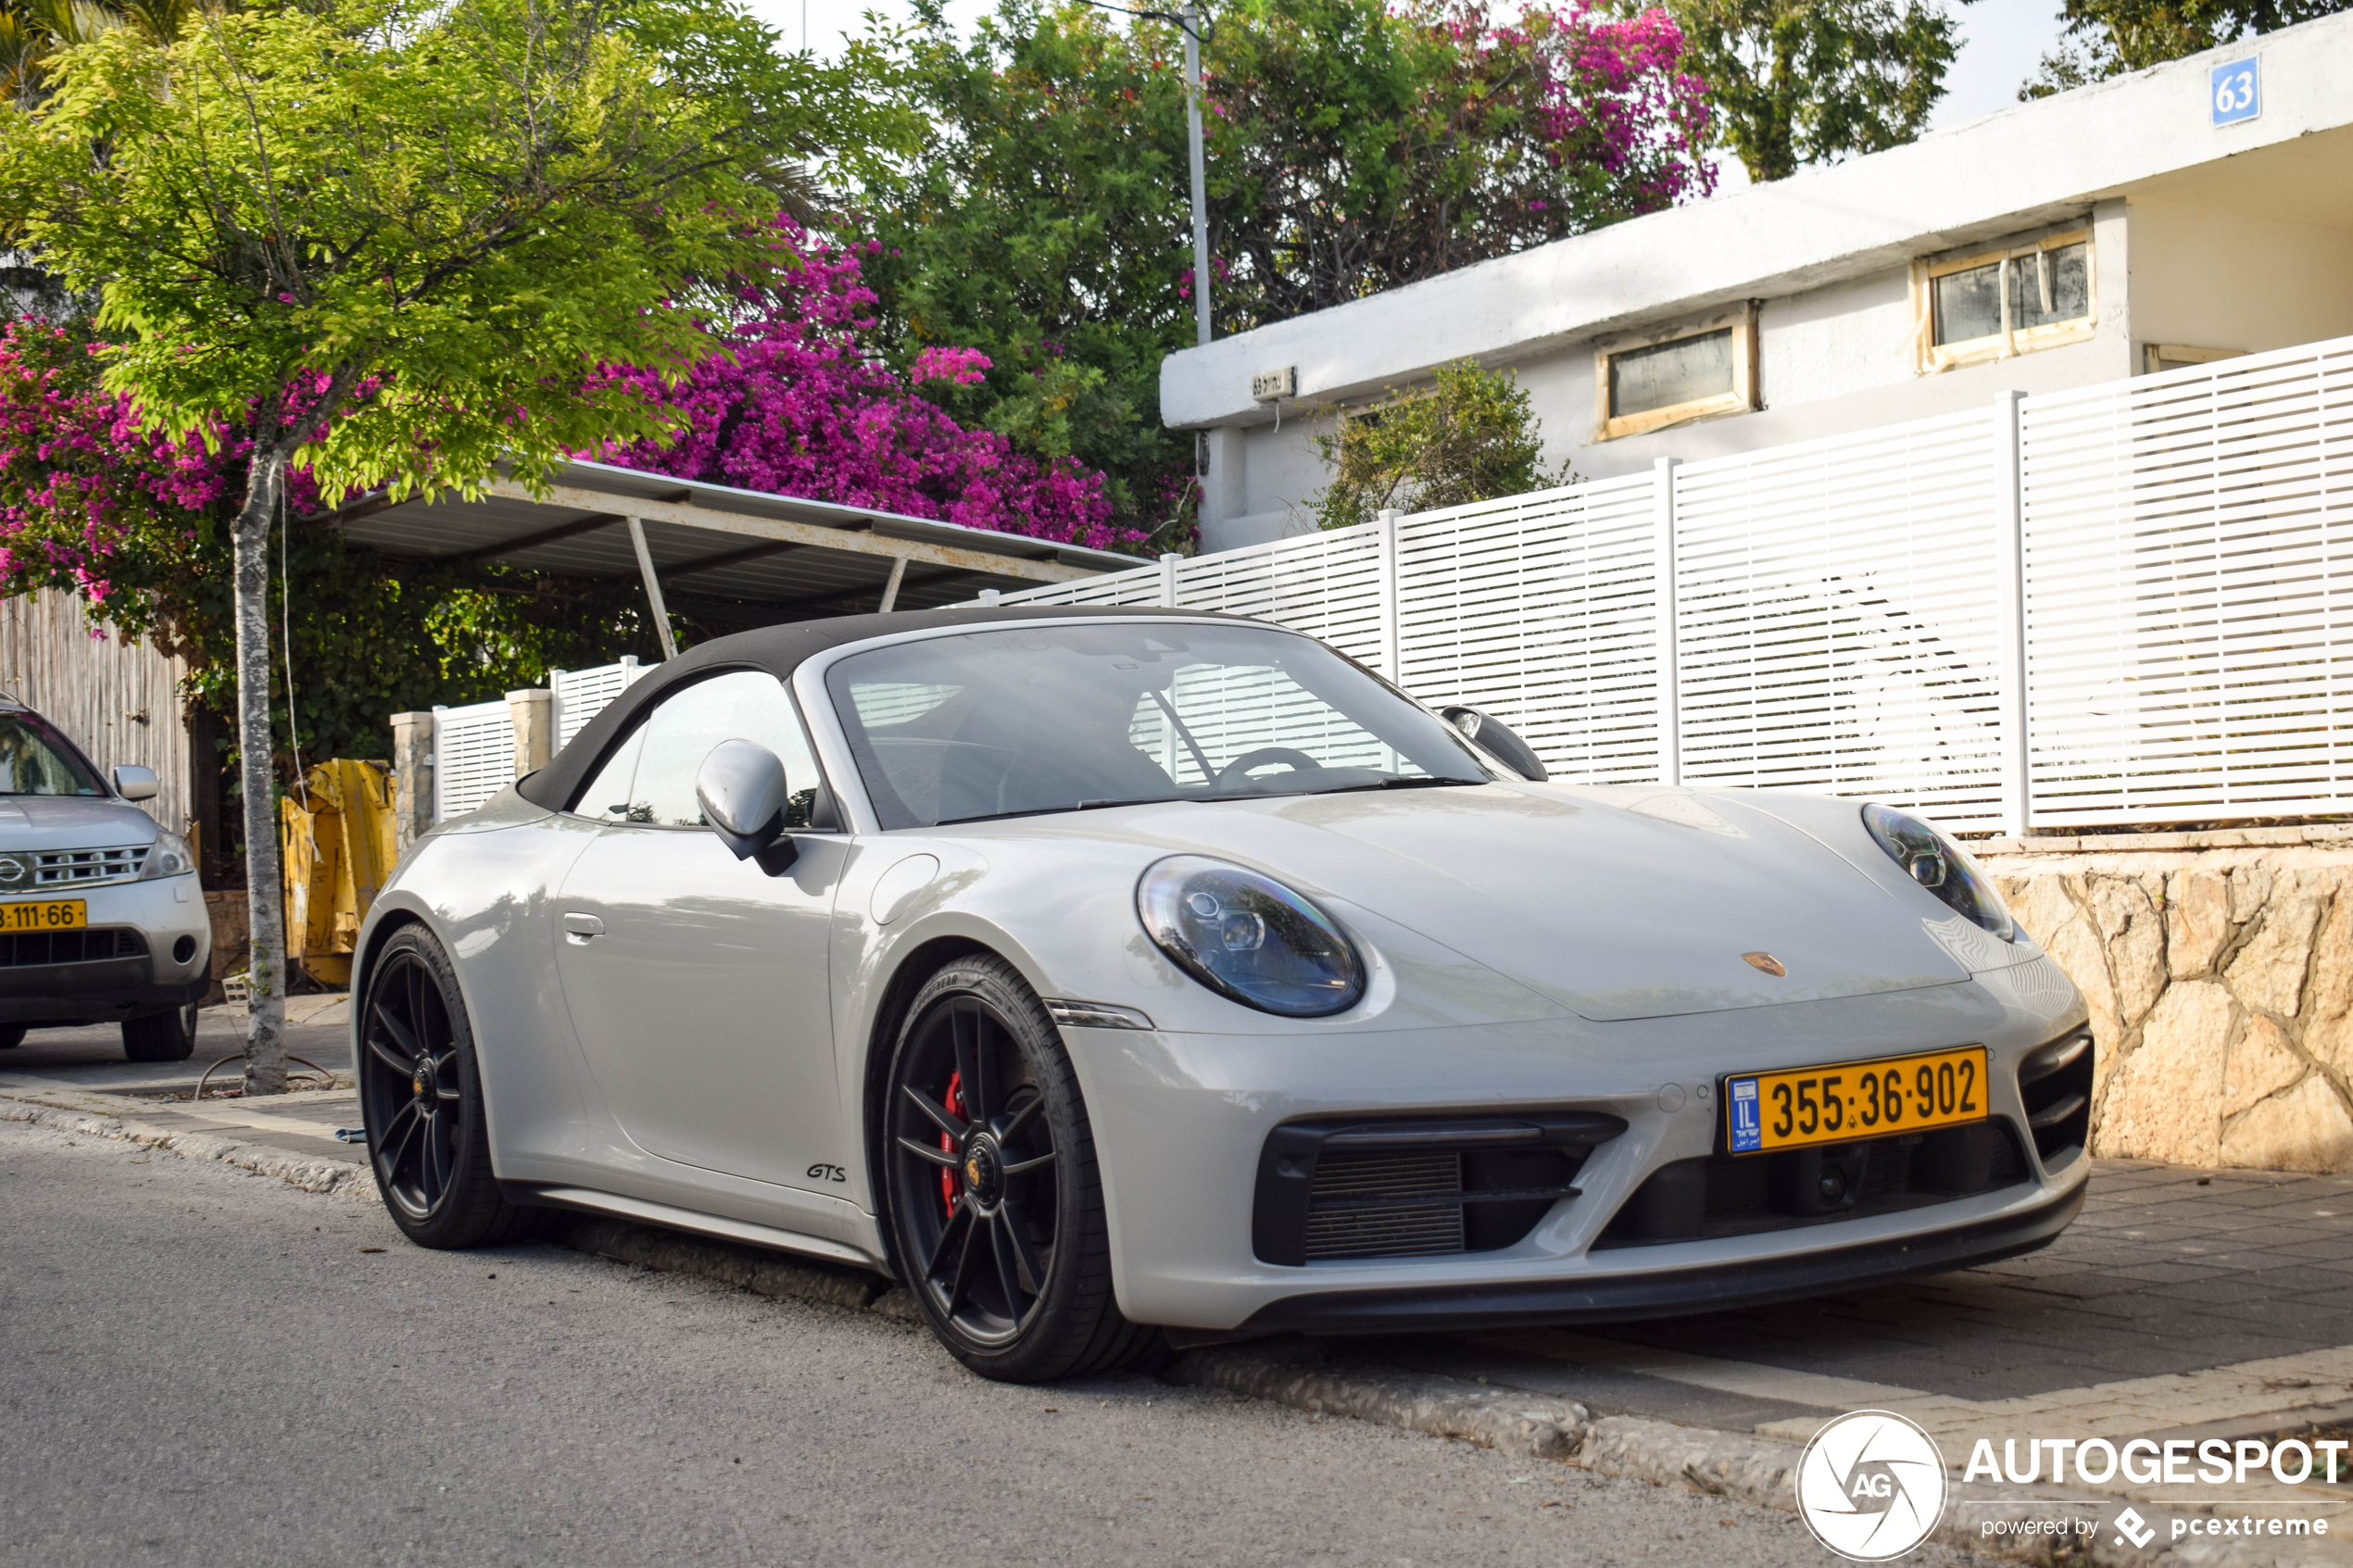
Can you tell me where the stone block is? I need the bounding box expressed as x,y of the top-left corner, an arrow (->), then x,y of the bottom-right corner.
2306,892 -> 2353,1076
2223,1013 -> 2306,1120
2221,1075 -> 2353,1174
2228,862 -> 2275,924
2164,868 -> 2233,980
2222,872 -> 2325,1018
2095,980 -> 2236,1166
2090,874 -> 2167,1028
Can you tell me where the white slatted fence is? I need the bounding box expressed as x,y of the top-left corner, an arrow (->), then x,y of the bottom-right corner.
988,332 -> 2353,833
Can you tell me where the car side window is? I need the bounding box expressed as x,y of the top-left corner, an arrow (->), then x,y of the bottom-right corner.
573,671 -> 823,829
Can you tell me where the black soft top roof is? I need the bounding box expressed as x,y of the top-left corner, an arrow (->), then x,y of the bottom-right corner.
515,603 -> 1239,812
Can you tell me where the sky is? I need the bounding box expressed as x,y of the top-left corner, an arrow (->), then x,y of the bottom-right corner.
744,0 -> 2072,176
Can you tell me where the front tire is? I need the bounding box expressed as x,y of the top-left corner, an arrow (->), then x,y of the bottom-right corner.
881,954 -> 1163,1383
359,926 -> 536,1248
121,1003 -> 197,1062
0,1023 -> 25,1049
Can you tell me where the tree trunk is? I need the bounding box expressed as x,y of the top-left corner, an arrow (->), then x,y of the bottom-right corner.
233,446 -> 289,1096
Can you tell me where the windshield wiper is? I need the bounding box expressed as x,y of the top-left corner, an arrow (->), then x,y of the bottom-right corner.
1306,776 -> 1483,797
933,796 -> 1197,825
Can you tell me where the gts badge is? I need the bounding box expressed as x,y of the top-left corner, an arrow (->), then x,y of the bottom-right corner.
806,1162 -> 848,1184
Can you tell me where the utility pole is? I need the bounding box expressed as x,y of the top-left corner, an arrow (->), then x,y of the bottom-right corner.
1180,1 -> 1212,347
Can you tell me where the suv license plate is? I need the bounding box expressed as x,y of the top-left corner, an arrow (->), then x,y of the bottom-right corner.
1726,1046 -> 1989,1154
0,898 -> 87,932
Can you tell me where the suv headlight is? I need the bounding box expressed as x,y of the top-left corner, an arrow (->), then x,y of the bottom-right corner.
139,829 -> 196,881
1137,856 -> 1365,1017
1860,804 -> 2013,941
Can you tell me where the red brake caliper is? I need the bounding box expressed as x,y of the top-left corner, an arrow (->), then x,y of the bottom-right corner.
940,1070 -> 965,1217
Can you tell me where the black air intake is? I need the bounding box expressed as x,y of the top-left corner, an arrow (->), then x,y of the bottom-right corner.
2019,1029 -> 2094,1169
1253,1112 -> 1627,1265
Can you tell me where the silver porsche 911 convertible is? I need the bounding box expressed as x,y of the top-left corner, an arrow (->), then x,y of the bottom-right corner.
356,606 -> 2092,1382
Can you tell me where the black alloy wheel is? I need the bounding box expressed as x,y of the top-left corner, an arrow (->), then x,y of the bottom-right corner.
882,955 -> 1164,1383
359,926 -> 535,1248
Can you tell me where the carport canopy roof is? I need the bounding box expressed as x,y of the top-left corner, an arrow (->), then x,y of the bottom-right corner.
336,458 -> 1136,628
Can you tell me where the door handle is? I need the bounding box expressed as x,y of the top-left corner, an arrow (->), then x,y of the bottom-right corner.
562,912 -> 606,944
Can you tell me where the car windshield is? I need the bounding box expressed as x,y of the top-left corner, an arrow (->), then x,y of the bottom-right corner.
0,712 -> 105,797
826,621 -> 1495,829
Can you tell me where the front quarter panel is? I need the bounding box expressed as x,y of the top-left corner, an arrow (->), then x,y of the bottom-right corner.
355,794 -> 601,1175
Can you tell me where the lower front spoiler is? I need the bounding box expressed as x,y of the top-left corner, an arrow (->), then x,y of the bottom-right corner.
1237,1177 -> 2086,1337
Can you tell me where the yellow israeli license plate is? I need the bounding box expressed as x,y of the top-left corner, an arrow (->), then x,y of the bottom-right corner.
1725,1046 -> 1989,1154
0,898 -> 86,933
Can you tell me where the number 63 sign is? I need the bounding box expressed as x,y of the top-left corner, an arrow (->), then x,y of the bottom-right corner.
2211,56 -> 2259,127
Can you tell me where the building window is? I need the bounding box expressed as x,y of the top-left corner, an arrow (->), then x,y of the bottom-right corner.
1593,306 -> 1758,440
1914,228 -> 2094,372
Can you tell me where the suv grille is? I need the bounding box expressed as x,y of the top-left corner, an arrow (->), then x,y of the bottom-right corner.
0,844 -> 150,890
0,928 -> 145,966
1254,1112 -> 1628,1266
1597,1120 -> 2032,1248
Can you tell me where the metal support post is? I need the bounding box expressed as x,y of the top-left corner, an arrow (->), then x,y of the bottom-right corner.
1652,458 -> 1681,787
626,516 -> 678,660
1376,508 -> 1403,682
877,556 -> 908,614
1993,391 -> 2032,836
1181,3 -> 1212,347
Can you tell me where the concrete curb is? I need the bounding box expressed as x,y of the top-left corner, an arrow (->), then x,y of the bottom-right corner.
1164,1339 -> 1588,1459
0,1096 -> 379,1200
10,1100 -> 2345,1564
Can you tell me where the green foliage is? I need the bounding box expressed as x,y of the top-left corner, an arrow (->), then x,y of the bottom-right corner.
1313,359 -> 1571,531
855,0 -> 1709,550
1646,0 -> 1963,182
2021,0 -> 2345,94
0,0 -> 901,505
857,0 -> 1200,550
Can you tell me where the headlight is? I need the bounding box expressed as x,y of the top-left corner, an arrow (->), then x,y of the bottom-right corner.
1137,856 -> 1365,1017
1860,804 -> 2013,941
139,829 -> 196,881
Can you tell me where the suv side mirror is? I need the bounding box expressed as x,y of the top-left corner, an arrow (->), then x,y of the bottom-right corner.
1440,707 -> 1548,782
113,764 -> 159,801
695,740 -> 797,872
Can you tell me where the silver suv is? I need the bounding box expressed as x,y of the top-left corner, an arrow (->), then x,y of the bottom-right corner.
0,696 -> 210,1061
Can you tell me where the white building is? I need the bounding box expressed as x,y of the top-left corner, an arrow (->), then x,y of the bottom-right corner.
1164,14 -> 2353,553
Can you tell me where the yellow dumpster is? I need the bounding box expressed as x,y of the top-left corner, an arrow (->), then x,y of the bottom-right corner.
281,759 -> 397,989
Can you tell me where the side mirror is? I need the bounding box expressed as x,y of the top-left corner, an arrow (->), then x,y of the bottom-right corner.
695,740 -> 796,871
1440,707 -> 1548,783
113,764 -> 159,801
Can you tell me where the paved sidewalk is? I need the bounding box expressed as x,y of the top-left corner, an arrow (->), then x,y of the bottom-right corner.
1371,1160 -> 2353,1449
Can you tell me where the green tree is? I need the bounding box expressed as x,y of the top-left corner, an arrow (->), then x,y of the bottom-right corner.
1,0 -> 885,1091
2022,0 -> 2344,94
1646,0 -> 1965,182
856,0 -> 1711,549
1313,359 -> 1571,530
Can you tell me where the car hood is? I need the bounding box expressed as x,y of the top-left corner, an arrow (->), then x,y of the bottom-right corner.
1104,784 -> 1969,1022
0,796 -> 160,850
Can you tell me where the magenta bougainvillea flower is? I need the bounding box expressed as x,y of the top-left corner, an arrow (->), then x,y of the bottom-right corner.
584,221 -> 1138,552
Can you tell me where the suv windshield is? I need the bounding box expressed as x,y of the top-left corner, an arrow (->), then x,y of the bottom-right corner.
0,712 -> 105,797
826,622 -> 1493,829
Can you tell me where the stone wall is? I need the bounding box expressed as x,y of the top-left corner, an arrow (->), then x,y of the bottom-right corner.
1975,826 -> 2353,1173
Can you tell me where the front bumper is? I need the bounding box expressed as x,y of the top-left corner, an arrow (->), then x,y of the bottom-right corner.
0,875 -> 210,1023
1239,1173 -> 2084,1335
1065,963 -> 2091,1333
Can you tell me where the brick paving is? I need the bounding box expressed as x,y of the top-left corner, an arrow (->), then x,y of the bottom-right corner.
1375,1160 -> 2353,1436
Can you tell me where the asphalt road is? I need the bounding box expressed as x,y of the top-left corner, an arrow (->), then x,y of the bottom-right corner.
0,1117 -> 1996,1568
0,1003 -> 352,1091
